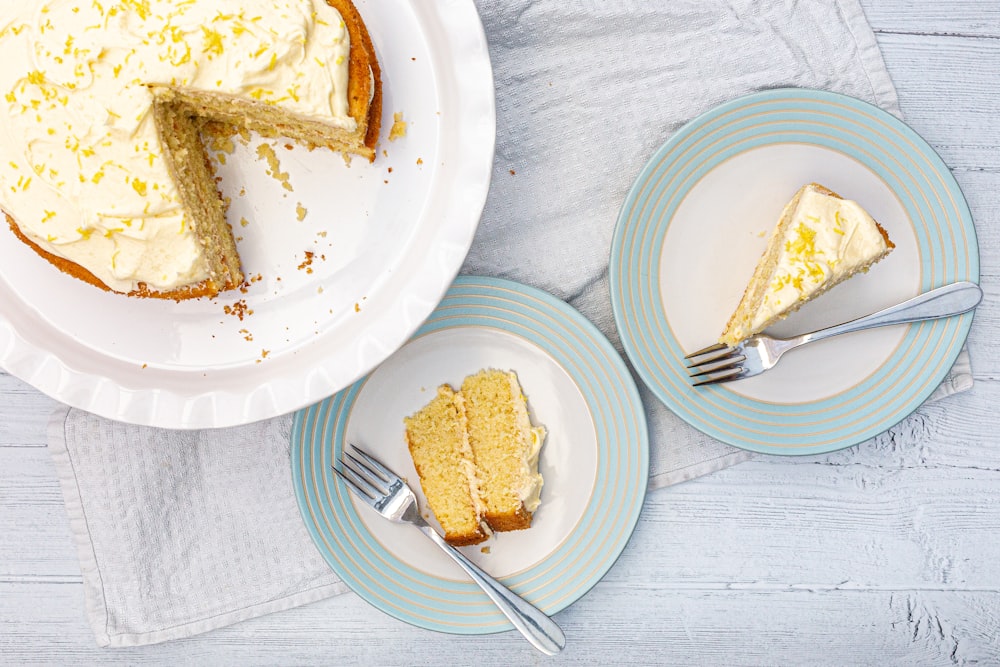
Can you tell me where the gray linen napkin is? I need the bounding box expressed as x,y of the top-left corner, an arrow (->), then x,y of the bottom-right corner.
46,0 -> 973,647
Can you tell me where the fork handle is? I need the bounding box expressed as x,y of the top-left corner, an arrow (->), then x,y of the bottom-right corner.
418,525 -> 566,655
797,281 -> 983,346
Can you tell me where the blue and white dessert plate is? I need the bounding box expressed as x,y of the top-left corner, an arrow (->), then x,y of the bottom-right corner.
292,276 -> 649,633
610,88 -> 979,455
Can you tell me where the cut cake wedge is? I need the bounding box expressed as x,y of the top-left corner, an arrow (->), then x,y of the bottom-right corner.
719,183 -> 895,346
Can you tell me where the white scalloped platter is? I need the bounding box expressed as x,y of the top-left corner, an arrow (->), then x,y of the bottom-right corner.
0,1 -> 496,428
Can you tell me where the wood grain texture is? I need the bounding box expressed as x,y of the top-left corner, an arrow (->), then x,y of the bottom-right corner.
862,0 -> 1000,38
2,0 -> 1000,663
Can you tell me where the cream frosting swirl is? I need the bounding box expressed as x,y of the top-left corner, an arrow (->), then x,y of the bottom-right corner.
0,1 -> 353,292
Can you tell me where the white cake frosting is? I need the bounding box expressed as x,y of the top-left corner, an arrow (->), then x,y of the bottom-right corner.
752,186 -> 889,331
508,371 -> 545,512
0,1 -> 353,292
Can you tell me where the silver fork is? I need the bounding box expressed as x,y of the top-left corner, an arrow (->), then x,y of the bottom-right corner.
333,444 -> 566,655
685,281 -> 983,386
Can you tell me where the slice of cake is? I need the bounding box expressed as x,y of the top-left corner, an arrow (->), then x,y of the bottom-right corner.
404,369 -> 546,545
403,385 -> 488,547
719,183 -> 895,346
0,0 -> 381,299
460,369 -> 545,533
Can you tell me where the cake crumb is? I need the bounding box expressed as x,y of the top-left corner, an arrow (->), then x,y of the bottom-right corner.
141,363 -> 147,369
756,229 -> 767,238
317,230 -> 327,238
389,112 -> 407,141
354,302 -> 360,312
341,152 -> 352,167
480,546 -> 491,554
297,251 -> 315,274
224,299 -> 252,321
239,328 -> 253,342
509,169 -> 516,175
416,157 -> 423,165
240,217 -> 249,227
296,202 -> 307,221
255,143 -> 294,192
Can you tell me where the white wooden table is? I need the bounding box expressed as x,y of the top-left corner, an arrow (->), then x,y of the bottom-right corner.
2,3 -> 998,664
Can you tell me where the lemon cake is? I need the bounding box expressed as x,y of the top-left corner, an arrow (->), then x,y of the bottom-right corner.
719,183 -> 894,346
404,369 -> 546,545
404,385 -> 488,547
0,0 -> 381,299
460,369 -> 545,533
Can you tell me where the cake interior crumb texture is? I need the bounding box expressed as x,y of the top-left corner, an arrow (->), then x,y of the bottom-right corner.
403,385 -> 487,547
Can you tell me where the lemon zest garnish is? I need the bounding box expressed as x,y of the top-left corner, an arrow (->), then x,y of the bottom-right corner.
201,27 -> 224,57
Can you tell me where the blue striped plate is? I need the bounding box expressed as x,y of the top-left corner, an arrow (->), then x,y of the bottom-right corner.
610,88 -> 979,455
292,276 -> 648,633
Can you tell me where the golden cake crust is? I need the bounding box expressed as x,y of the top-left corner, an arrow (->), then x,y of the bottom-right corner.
328,0 -> 383,158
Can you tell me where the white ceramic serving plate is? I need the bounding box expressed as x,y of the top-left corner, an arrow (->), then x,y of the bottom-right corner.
0,1 -> 495,428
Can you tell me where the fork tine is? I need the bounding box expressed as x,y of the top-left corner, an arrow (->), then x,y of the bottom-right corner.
345,443 -> 396,482
342,451 -> 390,495
688,354 -> 746,378
684,342 -> 728,360
332,465 -> 379,502
684,346 -> 736,367
692,367 -> 746,387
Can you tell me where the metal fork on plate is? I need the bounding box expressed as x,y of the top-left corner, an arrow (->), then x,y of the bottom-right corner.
685,281 -> 982,386
333,444 -> 566,655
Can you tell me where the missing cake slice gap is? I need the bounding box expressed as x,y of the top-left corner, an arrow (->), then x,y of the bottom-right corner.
719,183 -> 895,346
